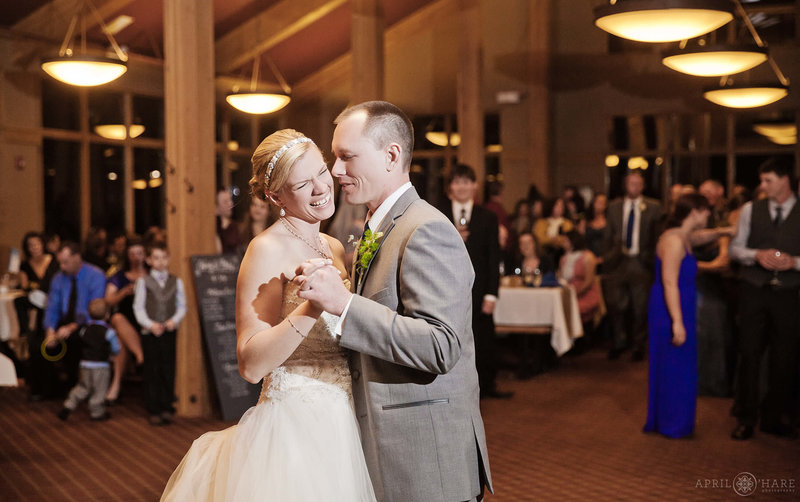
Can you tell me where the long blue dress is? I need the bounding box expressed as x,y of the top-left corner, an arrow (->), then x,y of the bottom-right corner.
643,252 -> 697,438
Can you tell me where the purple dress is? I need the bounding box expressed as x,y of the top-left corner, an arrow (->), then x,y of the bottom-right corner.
644,252 -> 698,438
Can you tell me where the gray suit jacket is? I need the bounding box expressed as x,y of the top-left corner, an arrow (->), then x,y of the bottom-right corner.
340,187 -> 492,502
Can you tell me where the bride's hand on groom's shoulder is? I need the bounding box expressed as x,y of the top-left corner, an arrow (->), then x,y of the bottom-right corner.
294,260 -> 351,316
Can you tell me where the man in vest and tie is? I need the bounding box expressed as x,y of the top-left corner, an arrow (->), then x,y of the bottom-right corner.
44,242 -> 107,395
730,158 -> 800,440
133,242 -> 186,425
602,171 -> 662,361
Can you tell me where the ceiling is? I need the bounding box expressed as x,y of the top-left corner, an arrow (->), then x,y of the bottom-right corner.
1,0 -> 437,88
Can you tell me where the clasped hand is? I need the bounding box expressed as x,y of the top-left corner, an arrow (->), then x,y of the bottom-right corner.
293,259 -> 351,316
755,248 -> 795,271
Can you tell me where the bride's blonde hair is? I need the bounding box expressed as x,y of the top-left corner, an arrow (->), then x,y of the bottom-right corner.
250,129 -> 318,199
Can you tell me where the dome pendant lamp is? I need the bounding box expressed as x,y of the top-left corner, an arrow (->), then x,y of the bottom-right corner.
662,45 -> 767,77
593,0 -> 734,43
226,56 -> 291,115
41,0 -> 128,87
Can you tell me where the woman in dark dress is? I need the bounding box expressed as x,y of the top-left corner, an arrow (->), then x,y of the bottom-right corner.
104,237 -> 147,402
17,232 -> 61,400
644,194 -> 728,438
583,193 -> 608,271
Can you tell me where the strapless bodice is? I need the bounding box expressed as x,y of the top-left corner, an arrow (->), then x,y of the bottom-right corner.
259,280 -> 351,404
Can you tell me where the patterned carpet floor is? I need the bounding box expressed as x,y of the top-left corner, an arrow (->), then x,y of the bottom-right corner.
1,347 -> 798,501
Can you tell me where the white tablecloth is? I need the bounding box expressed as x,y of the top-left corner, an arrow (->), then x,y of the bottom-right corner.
493,286 -> 583,356
0,290 -> 24,343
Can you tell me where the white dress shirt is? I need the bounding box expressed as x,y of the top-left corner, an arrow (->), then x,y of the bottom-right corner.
623,197 -> 642,256
451,199 -> 474,225
335,182 -> 414,335
730,197 -> 800,270
133,269 -> 187,334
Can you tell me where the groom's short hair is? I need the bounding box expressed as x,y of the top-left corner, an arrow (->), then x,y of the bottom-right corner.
335,101 -> 414,171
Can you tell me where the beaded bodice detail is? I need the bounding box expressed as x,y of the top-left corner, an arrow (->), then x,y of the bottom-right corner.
259,280 -> 352,404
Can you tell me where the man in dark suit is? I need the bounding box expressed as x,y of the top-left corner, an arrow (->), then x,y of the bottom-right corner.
440,164 -> 511,399
603,171 -> 662,361
729,158 -> 800,440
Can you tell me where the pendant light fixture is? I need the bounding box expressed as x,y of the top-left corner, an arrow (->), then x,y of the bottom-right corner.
93,124 -> 145,140
593,0 -> 734,43
701,0 -> 790,108
703,85 -> 788,108
753,122 -> 797,145
662,44 -> 767,77
226,56 -> 291,115
41,0 -> 128,87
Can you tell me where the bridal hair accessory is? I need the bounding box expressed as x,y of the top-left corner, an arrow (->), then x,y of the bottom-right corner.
265,136 -> 314,187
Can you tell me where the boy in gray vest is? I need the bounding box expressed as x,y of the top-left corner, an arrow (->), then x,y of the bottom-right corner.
57,298 -> 120,421
133,242 -> 186,426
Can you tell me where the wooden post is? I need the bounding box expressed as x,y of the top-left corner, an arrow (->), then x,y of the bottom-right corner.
163,0 -> 216,417
79,89 -> 90,240
351,0 -> 384,102
457,0 -> 484,197
527,0 -> 551,195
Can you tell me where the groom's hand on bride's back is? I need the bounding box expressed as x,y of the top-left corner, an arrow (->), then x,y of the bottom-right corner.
294,260 -> 351,315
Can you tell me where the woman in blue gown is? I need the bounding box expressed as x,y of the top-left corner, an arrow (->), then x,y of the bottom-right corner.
644,193 -> 727,438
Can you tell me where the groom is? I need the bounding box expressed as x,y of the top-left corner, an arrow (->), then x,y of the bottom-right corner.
296,101 -> 492,502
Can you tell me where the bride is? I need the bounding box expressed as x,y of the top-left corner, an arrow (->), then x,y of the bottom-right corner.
161,129 -> 376,501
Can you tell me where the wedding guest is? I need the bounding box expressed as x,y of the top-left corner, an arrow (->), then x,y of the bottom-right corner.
143,226 -> 167,248
133,242 -> 186,425
584,193 -> 608,269
484,181 -> 511,232
558,230 -> 601,328
104,237 -> 147,403
603,171 -> 662,361
239,196 -> 273,246
43,242 -> 107,395
695,180 -> 733,396
45,232 -> 61,256
57,299 -> 120,422
730,158 -> 800,440
511,232 -> 555,285
439,164 -> 511,399
104,231 -> 128,277
215,188 -> 242,255
644,193 -> 712,438
562,184 -> 586,224
510,199 -> 534,238
17,231 -> 60,400
534,197 -> 574,252
83,227 -> 109,271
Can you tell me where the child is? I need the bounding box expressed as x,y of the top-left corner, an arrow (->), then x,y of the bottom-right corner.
133,242 -> 186,425
57,298 -> 120,421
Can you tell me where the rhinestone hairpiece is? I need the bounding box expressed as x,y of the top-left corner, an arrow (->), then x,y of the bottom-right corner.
265,136 -> 314,188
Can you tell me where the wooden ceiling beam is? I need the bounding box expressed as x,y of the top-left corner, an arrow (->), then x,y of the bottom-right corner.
292,0 -> 458,103
214,0 -> 346,74
12,0 -> 135,38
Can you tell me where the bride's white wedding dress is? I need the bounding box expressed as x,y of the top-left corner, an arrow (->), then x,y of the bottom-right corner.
161,281 -> 375,501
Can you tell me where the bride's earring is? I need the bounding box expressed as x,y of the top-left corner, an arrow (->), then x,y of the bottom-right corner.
280,207 -> 286,217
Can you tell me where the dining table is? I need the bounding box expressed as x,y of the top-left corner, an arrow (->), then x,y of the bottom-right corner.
493,284 -> 584,357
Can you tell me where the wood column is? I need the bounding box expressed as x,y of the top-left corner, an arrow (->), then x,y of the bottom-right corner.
457,0 -> 484,195
163,0 -> 215,417
351,0 -> 384,102
527,0 -> 551,195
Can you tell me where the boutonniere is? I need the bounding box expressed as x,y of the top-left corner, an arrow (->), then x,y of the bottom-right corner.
639,201 -> 647,213
351,229 -> 384,273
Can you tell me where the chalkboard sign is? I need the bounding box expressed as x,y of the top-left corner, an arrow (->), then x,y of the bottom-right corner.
191,255 -> 260,421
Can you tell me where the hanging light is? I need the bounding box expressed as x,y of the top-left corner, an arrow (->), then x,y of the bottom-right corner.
425,131 -> 461,147
662,45 -> 767,77
703,85 -> 788,108
226,56 -> 291,114
93,124 -> 145,140
41,0 -> 128,87
753,122 -> 797,145
593,0 -> 734,43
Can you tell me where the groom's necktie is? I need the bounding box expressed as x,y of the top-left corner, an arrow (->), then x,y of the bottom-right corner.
356,219 -> 370,288
625,202 -> 635,250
